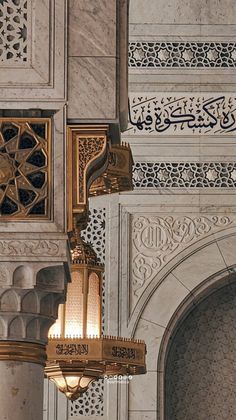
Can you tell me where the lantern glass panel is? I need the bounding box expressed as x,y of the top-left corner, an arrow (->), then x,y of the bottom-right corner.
65,270 -> 84,337
48,303 -> 64,337
87,272 -> 100,337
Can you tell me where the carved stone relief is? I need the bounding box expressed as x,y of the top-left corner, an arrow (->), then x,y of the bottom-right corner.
127,94 -> 236,135
129,42 -> 236,68
0,240 -> 59,256
0,0 -> 66,101
133,162 -> 236,188
0,262 -> 67,344
0,0 -> 28,64
131,214 -> 233,308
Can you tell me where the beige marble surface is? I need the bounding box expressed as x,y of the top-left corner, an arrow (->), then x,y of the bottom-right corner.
68,0 -> 116,57
140,273 -> 190,328
0,361 -> 44,420
130,0 -> 236,24
129,371 -> 157,411
135,317 -> 165,371
172,242 -> 227,291
217,235 -> 236,268
129,413 -> 156,420
68,57 -> 116,119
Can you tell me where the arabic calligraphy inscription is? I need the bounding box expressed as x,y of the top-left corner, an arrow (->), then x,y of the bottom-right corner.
127,94 -> 236,135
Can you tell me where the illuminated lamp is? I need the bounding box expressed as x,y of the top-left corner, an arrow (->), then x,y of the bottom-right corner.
45,230 -> 146,401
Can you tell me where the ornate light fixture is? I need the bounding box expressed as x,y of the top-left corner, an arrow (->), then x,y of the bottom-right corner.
45,229 -> 146,401
89,142 -> 134,196
45,125 -> 146,401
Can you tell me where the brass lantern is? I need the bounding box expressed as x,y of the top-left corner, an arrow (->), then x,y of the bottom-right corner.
45,125 -> 146,401
45,230 -> 146,401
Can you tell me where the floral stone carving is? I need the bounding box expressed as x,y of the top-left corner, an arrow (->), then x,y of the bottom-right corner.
131,215 -> 233,307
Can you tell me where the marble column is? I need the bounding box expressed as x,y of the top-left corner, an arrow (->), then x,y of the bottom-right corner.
0,261 -> 69,420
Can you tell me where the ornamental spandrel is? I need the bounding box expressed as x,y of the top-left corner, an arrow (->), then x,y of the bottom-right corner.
0,118 -> 51,219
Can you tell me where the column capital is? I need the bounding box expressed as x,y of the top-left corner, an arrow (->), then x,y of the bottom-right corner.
0,261 -> 70,360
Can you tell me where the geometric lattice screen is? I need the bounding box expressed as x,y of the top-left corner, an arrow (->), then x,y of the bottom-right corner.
0,119 -> 51,218
0,0 -> 28,64
70,207 -> 106,417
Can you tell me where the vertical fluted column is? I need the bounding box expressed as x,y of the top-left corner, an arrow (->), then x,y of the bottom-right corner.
0,260 -> 69,420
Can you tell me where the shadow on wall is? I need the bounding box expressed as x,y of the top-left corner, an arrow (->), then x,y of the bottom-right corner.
163,272 -> 236,419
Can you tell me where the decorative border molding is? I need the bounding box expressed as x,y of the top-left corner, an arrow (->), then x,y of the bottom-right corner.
129,41 -> 236,68
133,162 -> 236,188
0,240 -> 60,257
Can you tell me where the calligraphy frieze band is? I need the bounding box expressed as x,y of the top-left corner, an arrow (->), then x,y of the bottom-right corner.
129,42 -> 236,68
133,162 -> 236,188
127,94 -> 236,135
47,337 -> 146,366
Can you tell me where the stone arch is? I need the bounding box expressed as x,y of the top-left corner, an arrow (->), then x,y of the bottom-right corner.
0,289 -> 19,312
22,291 -> 39,313
36,264 -> 67,292
0,318 -> 6,338
40,318 -> 54,342
13,265 -> 34,288
163,277 -> 236,420
128,233 -> 236,419
26,317 -> 40,340
40,294 -> 54,317
8,316 -> 25,339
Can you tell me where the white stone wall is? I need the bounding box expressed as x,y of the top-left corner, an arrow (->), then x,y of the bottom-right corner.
117,1 -> 236,419
43,0 -> 236,419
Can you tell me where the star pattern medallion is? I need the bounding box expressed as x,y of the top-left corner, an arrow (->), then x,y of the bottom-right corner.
0,119 -> 51,218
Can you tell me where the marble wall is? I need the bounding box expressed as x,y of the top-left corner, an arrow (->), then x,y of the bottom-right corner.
40,0 -> 236,419
116,0 -> 236,419
67,0 -> 129,129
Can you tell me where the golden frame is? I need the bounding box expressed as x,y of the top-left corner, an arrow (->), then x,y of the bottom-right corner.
67,125 -> 109,232
0,117 -> 52,221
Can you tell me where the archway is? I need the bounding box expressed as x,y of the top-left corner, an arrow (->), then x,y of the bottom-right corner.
127,233 -> 236,419
164,275 -> 236,419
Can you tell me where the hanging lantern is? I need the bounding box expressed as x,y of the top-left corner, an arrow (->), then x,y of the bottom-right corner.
45,230 -> 146,401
